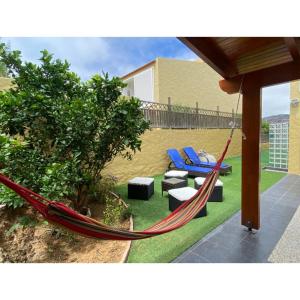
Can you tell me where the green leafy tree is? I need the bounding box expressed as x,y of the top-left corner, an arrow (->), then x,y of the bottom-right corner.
0,62 -> 7,77
0,39 -> 8,77
0,43 -> 150,211
261,120 -> 269,134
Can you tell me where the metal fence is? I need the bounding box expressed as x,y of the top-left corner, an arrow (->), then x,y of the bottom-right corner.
141,98 -> 242,129
260,132 -> 269,143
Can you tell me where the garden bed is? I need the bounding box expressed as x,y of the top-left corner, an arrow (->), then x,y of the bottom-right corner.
0,202 -> 131,263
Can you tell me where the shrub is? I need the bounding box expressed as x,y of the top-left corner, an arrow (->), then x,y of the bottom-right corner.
103,196 -> 124,225
89,175 -> 118,203
0,134 -> 42,208
121,206 -> 133,221
0,43 -> 150,211
97,176 -> 131,225
262,120 -> 270,134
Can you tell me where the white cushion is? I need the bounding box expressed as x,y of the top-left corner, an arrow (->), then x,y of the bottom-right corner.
128,177 -> 154,185
164,170 -> 188,178
194,177 -> 223,187
168,187 -> 198,202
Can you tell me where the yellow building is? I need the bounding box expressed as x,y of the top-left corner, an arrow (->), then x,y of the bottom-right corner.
0,77 -> 11,91
288,80 -> 300,174
122,57 -> 241,113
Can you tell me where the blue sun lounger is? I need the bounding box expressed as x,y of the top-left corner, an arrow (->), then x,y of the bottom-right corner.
183,146 -> 232,175
167,149 -> 212,177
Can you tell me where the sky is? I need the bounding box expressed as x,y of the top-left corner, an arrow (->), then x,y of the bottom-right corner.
1,37 -> 290,117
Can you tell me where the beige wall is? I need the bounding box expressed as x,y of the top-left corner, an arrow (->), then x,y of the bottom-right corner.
153,61 -> 159,102
261,143 -> 269,150
0,77 -> 12,90
288,81 -> 300,174
156,58 -> 241,113
103,128 -> 242,183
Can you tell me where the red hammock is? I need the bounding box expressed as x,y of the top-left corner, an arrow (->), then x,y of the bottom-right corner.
0,137 -> 232,240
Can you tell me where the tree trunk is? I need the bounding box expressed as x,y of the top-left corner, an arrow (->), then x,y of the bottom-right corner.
73,184 -> 90,214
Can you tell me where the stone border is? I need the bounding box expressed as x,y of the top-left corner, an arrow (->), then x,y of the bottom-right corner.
119,215 -> 133,263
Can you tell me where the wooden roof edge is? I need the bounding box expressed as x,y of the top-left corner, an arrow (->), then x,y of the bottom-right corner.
284,37 -> 300,62
178,37 -> 238,79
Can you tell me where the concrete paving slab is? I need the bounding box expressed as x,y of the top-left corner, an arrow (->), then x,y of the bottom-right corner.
173,174 -> 300,263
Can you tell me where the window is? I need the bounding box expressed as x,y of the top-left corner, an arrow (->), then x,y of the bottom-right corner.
268,122 -> 289,170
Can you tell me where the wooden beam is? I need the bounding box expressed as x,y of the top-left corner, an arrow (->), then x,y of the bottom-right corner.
179,37 -> 238,78
284,38 -> 300,62
219,61 -> 300,94
242,85 -> 261,230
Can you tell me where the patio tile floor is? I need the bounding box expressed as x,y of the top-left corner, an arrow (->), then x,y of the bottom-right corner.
173,174 -> 300,263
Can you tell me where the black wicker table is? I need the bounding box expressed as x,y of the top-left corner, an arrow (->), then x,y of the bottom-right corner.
128,177 -> 154,200
194,177 -> 223,202
168,187 -> 207,218
161,177 -> 187,196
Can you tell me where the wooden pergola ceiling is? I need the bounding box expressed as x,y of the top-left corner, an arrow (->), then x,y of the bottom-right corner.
180,37 -> 300,94
180,37 -> 300,76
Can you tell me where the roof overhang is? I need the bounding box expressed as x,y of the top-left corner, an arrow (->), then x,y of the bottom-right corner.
179,37 -> 300,93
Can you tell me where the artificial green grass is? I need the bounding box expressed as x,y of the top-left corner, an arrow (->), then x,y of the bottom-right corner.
116,150 -> 286,263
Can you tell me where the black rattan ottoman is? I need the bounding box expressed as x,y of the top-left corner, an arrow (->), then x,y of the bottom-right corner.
164,170 -> 188,185
168,187 -> 207,218
194,177 -> 223,202
128,177 -> 154,200
161,178 -> 187,196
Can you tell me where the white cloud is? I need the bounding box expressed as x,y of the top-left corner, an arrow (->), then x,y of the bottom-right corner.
262,83 -> 290,117
2,37 -> 169,80
175,49 -> 198,61
3,37 -> 111,80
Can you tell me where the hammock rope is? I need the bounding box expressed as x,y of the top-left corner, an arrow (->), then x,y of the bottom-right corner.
0,78 -> 243,240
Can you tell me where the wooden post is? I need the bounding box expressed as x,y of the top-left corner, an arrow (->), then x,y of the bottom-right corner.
168,97 -> 172,128
242,85 -> 261,230
196,102 -> 199,129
